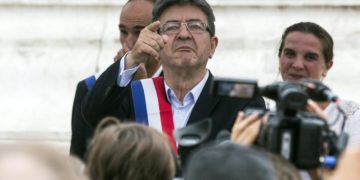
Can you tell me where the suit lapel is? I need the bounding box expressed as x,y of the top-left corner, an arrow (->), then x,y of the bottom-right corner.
187,73 -> 219,125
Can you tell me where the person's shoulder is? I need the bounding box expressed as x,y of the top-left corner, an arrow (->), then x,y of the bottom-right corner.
104,59 -> 121,74
75,79 -> 87,91
341,100 -> 360,117
83,74 -> 98,90
92,61 -> 121,88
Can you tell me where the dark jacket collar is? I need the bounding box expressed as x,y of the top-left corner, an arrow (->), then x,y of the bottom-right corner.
187,72 -> 219,125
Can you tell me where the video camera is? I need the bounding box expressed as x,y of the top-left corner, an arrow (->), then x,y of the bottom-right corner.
210,78 -> 348,169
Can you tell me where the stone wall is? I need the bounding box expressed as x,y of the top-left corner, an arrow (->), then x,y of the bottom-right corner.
1,1 -> 359,146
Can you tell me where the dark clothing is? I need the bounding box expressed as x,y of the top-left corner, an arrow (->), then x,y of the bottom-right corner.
73,60 -> 266,160
70,76 -> 97,159
86,73 -> 265,139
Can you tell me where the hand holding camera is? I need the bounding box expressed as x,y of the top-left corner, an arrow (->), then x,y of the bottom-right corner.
231,111 -> 265,146
211,78 -> 348,169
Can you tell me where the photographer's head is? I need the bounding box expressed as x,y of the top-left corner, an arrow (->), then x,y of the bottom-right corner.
184,143 -> 277,180
86,117 -> 176,180
278,22 -> 333,81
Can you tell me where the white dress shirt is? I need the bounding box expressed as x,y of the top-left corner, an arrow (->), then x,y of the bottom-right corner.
164,71 -> 209,129
117,53 -> 162,87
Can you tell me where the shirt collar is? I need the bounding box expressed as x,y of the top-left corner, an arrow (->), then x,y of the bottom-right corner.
164,70 -> 209,104
152,66 -> 163,77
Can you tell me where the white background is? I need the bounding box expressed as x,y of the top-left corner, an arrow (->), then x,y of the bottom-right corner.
1,0 -> 360,149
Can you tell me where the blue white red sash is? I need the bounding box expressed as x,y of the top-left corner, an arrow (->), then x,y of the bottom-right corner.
131,77 -> 177,152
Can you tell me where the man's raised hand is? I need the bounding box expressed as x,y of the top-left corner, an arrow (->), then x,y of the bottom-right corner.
126,21 -> 168,69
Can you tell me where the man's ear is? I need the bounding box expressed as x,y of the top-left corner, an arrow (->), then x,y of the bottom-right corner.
209,36 -> 218,59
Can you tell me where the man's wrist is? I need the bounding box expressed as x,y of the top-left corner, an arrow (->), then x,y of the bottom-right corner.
125,51 -> 140,70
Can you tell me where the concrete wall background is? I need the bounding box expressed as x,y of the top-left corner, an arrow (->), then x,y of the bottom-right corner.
1,0 -> 360,148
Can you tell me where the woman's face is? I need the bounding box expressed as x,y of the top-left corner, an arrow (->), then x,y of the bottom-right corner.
279,31 -> 332,81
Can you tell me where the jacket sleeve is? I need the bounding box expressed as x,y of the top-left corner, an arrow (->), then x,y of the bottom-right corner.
70,80 -> 91,160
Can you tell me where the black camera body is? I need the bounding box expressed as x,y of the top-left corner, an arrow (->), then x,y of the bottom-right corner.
258,111 -> 327,169
211,78 -> 348,169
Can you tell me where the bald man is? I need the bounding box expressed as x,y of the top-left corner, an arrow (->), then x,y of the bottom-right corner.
70,0 -> 160,160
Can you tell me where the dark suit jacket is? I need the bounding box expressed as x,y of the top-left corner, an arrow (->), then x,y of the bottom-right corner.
85,73 -> 265,140
71,60 -> 164,159
70,74 -> 99,159
71,60 -> 126,160
77,59 -> 265,161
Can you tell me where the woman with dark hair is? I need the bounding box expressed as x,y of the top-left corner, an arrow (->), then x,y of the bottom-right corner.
86,117 -> 176,180
278,22 -> 334,82
278,22 -> 360,146
232,22 -> 360,147
231,21 -> 360,180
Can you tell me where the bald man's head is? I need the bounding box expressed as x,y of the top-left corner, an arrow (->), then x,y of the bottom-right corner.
119,0 -> 154,50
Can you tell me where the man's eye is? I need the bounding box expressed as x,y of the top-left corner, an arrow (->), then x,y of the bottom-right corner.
165,25 -> 179,32
120,29 -> 128,36
133,31 -> 141,37
188,24 -> 203,30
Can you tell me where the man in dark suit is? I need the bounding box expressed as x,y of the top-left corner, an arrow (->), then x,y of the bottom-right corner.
82,0 -> 265,161
70,0 -> 160,159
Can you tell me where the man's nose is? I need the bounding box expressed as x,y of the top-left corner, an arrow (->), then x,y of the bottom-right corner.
125,33 -> 138,50
177,23 -> 192,39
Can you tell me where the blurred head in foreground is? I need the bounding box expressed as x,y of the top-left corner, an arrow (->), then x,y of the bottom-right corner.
86,117 -> 176,180
0,143 -> 87,180
185,143 -> 300,180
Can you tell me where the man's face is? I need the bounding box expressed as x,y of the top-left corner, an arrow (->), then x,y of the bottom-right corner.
158,5 -> 218,70
119,0 -> 153,50
279,31 -> 332,81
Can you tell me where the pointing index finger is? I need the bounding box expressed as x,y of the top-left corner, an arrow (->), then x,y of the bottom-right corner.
146,20 -> 161,32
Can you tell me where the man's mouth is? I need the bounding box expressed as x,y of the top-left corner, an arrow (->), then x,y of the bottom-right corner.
175,45 -> 193,51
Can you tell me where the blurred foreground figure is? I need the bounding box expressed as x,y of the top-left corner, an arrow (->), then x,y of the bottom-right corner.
0,144 -> 88,180
185,143 -> 301,180
86,117 -> 176,180
70,0 -> 159,159
329,146 -> 360,180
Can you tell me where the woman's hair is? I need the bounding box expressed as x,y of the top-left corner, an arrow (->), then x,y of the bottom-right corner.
278,22 -> 334,65
86,117 -> 176,180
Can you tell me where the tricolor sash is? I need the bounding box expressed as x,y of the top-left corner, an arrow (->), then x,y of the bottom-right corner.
131,77 -> 177,152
